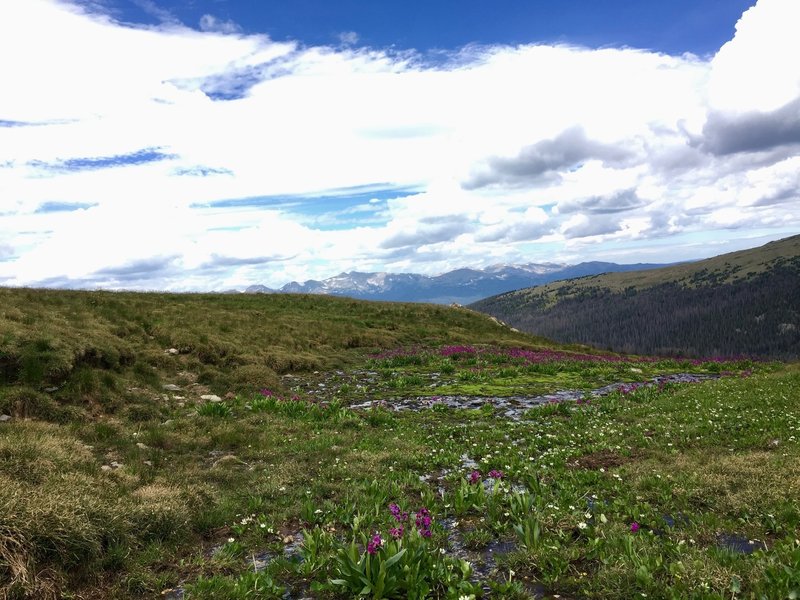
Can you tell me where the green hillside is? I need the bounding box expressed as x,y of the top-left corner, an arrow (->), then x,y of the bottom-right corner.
1,287 -> 799,599
470,235 -> 800,358
0,288 -> 542,421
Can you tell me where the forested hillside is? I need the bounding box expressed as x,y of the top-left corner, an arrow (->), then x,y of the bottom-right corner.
471,235 -> 800,358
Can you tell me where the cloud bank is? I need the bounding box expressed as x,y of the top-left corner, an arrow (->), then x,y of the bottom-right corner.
0,0 -> 798,291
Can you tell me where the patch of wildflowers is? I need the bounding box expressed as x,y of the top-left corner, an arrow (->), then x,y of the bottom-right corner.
367,533 -> 383,555
389,502 -> 408,522
415,507 -> 432,537
469,470 -> 481,484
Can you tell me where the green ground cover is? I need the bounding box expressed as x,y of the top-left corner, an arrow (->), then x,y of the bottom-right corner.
1,289 -> 798,599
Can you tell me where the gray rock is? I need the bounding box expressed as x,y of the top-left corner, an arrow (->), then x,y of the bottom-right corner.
0,414 -> 11,422
201,394 -> 222,402
101,465 -> 112,472
136,442 -> 149,450
163,384 -> 182,391
165,348 -> 179,355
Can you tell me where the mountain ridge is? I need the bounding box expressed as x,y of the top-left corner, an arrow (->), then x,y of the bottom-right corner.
241,261 -> 668,304
469,234 -> 800,358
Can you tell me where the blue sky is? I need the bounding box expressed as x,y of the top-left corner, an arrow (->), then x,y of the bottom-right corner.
0,0 -> 798,291
114,0 -> 754,56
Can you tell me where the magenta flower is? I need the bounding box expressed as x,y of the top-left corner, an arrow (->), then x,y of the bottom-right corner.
388,502 -> 408,522
367,533 -> 383,554
469,470 -> 481,484
415,507 -> 432,537
259,389 -> 274,397
389,526 -> 404,539
488,469 -> 504,480
630,522 -> 640,533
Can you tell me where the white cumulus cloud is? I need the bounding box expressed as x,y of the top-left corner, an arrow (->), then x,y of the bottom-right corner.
0,0 -> 798,291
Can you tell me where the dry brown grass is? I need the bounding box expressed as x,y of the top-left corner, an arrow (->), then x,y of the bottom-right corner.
624,448 -> 800,516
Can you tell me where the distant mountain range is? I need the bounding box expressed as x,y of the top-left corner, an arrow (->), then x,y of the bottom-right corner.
239,261 -> 667,305
470,235 -> 800,359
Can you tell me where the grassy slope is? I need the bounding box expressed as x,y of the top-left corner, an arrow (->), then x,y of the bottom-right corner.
470,234 -> 800,358
1,288 -> 799,599
0,288 -> 545,416
526,234 -> 800,297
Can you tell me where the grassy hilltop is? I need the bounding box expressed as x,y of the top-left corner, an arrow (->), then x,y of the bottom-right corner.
1,288 -> 799,599
471,234 -> 800,359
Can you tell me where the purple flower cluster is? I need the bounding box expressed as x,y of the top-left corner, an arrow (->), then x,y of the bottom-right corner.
468,470 -> 481,484
619,383 -> 643,396
389,502 -> 409,523
415,507 -> 432,538
367,533 -> 383,555
386,503 -> 432,538
502,347 -> 648,365
439,345 -> 478,357
488,469 -> 504,480
259,388 -> 274,397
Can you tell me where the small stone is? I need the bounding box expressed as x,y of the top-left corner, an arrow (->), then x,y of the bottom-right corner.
165,348 -> 179,355
44,386 -> 59,393
143,460 -> 153,467
110,461 -> 123,469
161,419 -> 174,426
0,414 -> 11,422
136,442 -> 149,450
101,465 -> 112,471
224,392 -> 236,399
201,394 -> 222,402
173,395 -> 185,400
162,384 -> 181,391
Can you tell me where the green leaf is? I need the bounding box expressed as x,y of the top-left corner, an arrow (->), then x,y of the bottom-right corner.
384,548 -> 407,569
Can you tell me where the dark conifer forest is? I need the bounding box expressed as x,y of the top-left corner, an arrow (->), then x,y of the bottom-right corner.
471,238 -> 800,359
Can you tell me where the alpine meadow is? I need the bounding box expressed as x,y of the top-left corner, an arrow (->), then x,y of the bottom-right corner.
2,0 -> 800,598
1,284 -> 799,598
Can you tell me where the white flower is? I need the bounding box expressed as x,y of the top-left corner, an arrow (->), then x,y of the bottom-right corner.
227,537 -> 235,543
577,522 -> 588,530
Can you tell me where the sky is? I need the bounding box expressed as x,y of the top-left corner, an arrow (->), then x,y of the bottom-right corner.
1,0 -> 799,291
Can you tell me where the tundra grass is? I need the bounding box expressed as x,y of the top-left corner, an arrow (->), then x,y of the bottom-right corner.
0,288 -> 798,598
